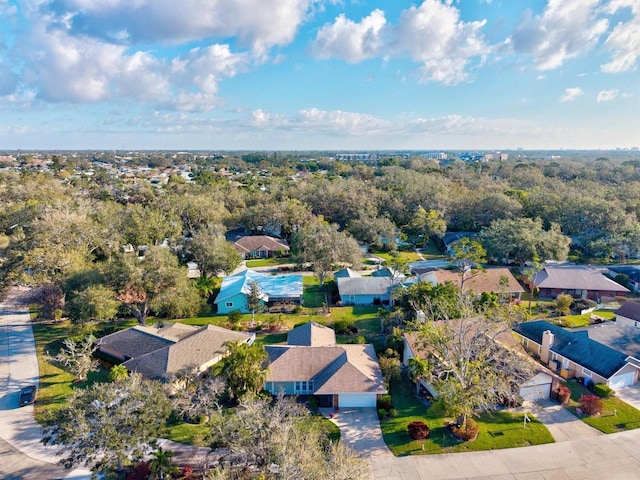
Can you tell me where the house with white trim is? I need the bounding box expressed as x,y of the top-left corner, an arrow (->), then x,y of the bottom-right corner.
513,320 -> 640,389
264,322 -> 386,408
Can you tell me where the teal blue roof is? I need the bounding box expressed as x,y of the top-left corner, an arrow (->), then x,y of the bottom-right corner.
214,270 -> 303,304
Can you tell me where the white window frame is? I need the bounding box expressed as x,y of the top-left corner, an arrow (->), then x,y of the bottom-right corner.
562,358 -> 570,369
582,367 -> 592,377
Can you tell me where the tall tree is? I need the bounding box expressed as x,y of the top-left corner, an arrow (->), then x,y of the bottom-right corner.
66,284 -> 120,323
45,373 -> 172,475
291,220 -> 362,285
209,397 -> 367,480
246,280 -> 265,324
213,341 -> 269,401
189,227 -> 243,277
415,316 -> 533,429
479,218 -> 570,268
109,246 -> 186,324
450,237 -> 487,290
55,335 -> 99,381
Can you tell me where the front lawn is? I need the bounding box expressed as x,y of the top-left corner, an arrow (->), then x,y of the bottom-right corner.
32,319 -> 134,424
563,380 -> 640,433
245,257 -> 294,268
555,310 -> 616,328
380,375 -> 554,456
370,249 -> 422,263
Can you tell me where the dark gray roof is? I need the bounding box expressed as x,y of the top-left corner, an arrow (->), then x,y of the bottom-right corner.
615,302 -> 640,323
513,320 -> 629,379
608,266 -> 640,283
575,323 -> 640,359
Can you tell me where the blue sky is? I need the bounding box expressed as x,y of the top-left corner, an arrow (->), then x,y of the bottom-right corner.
0,0 -> 638,150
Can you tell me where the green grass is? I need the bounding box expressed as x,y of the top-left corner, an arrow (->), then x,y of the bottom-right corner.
161,415 -> 211,446
32,319 -> 134,424
380,376 -> 554,456
370,249 -> 422,263
555,310 -> 616,328
245,257 -> 293,268
563,380 -> 640,433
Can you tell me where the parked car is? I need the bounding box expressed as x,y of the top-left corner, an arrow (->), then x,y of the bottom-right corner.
19,385 -> 37,406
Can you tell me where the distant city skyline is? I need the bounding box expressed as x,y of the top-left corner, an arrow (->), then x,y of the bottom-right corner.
0,1 -> 638,150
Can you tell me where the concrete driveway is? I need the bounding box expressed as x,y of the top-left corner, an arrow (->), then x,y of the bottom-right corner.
324,407 -> 392,458
0,287 -> 92,479
616,384 -> 640,410
529,398 -> 604,442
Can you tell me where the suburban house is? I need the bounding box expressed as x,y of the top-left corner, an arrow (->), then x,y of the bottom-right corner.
615,302 -> 640,328
403,328 -> 561,403
97,322 -> 255,380
607,266 -> 640,293
513,320 -> 640,389
418,267 -> 525,299
527,265 -> 629,300
214,269 -> 303,314
233,235 -> 289,259
336,276 -> 394,306
264,322 -> 387,408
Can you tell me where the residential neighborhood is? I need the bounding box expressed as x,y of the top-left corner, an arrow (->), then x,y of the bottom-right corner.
1,149 -> 640,480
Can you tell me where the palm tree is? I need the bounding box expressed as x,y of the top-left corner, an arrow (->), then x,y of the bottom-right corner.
148,447 -> 177,480
108,364 -> 129,382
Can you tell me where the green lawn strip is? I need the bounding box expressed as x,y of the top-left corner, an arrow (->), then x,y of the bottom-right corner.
556,310 -> 616,328
370,249 -> 422,263
161,415 -> 211,446
381,376 -> 554,456
563,380 -> 640,433
245,257 -> 293,268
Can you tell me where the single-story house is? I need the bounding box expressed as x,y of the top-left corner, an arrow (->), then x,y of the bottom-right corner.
97,322 -> 255,380
615,302 -> 640,328
608,266 -> 640,293
214,269 -> 303,314
336,276 -> 393,306
233,235 -> 289,259
418,267 -> 524,299
264,322 -> 386,408
403,328 -> 561,403
513,320 -> 640,389
528,265 -> 629,300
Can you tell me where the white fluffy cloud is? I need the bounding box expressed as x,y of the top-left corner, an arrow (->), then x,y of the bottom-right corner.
601,2 -> 640,73
311,0 -> 488,85
596,89 -> 619,102
510,0 -> 608,70
560,87 -> 584,102
312,9 -> 386,62
48,0 -> 313,55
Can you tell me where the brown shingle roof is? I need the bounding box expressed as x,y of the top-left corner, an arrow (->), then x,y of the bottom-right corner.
233,235 -> 289,254
287,322 -> 336,347
101,323 -> 254,380
428,267 -> 524,295
264,344 -> 386,395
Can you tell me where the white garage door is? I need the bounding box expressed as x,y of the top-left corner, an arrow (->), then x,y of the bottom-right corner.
520,383 -> 552,401
609,372 -> 636,389
338,393 -> 377,408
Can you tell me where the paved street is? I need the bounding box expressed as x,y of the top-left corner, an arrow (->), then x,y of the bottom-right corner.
0,287 -> 92,479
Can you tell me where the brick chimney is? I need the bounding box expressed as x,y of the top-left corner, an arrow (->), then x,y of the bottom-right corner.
540,330 -> 554,364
